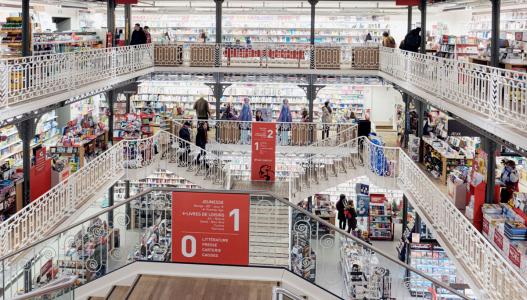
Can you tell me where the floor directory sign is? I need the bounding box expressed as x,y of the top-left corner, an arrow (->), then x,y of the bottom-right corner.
251,122 -> 276,181
172,191 -> 249,265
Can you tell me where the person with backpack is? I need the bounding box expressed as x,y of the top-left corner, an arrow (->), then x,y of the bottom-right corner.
400,27 -> 422,53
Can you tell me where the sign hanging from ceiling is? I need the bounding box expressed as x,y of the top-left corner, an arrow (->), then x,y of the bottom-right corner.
395,0 -> 420,6
116,0 -> 138,4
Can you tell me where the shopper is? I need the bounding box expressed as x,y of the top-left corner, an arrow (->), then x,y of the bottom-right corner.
277,99 -> 293,146
321,101 -> 332,139
345,200 -> 358,234
349,111 -> 358,123
130,23 -> 147,45
195,122 -> 208,167
178,121 -> 192,166
193,97 -> 210,121
382,31 -> 396,48
200,30 -> 207,43
144,26 -> 152,44
255,110 -> 264,122
221,103 -> 236,120
91,237 -> 108,278
365,33 -> 373,42
336,194 -> 348,230
499,160 -> 520,203
301,108 -> 309,122
239,98 -> 253,144
400,27 -> 421,52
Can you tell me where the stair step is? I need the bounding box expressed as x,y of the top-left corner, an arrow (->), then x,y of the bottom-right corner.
250,246 -> 289,255
250,256 -> 289,267
88,298 -> 105,300
107,285 -> 130,300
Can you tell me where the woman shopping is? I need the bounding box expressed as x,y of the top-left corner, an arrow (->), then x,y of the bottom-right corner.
336,194 -> 348,230
345,200 -> 357,234
195,122 -> 208,168
239,98 -> 253,144
277,99 -> 293,146
321,101 -> 333,140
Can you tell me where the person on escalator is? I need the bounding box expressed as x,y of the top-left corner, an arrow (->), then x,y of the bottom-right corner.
178,121 -> 192,166
336,194 -> 348,230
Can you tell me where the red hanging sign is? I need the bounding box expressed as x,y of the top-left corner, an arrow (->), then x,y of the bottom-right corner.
171,191 -> 250,266
251,122 -> 276,182
116,0 -> 138,4
396,0 -> 420,5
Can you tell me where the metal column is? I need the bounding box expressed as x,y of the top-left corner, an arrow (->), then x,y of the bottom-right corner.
419,0 -> 427,54
484,137 -> 498,203
490,0 -> 501,67
22,0 -> 31,57
108,185 -> 114,227
208,73 -> 231,121
124,4 -> 132,45
125,180 -> 131,229
487,0 -> 501,202
415,99 -> 425,162
215,0 -> 224,67
309,0 -> 318,69
16,118 -> 38,207
403,93 -> 410,148
402,195 -> 409,232
407,6 -> 413,33
107,0 -> 116,47
107,90 -> 116,144
125,94 -> 131,113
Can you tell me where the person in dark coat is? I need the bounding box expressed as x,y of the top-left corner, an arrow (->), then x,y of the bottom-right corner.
400,27 -> 422,53
345,201 -> 358,234
195,122 -> 208,166
178,121 -> 191,165
130,23 -> 147,45
336,194 -> 348,230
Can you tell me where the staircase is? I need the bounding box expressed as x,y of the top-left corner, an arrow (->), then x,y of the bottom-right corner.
249,196 -> 290,267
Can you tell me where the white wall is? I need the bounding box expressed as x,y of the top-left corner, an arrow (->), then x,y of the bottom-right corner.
364,86 -> 403,129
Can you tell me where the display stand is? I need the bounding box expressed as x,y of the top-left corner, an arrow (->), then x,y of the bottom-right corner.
422,136 -> 473,184
368,193 -> 394,240
447,177 -> 468,210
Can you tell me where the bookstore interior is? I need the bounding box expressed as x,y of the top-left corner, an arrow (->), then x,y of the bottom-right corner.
0,0 -> 527,299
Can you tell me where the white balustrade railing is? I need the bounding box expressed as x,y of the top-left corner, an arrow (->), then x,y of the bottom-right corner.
0,129 -> 232,259
292,135 -> 527,300
0,141 -> 125,257
379,47 -> 527,133
170,119 -> 357,147
153,42 -> 380,70
0,44 -> 154,109
397,150 -> 527,300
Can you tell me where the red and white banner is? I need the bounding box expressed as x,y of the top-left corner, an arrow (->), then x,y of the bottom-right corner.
171,191 -> 249,266
251,122 -> 276,182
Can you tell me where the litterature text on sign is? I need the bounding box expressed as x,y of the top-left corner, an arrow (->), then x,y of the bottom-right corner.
171,192 -> 249,265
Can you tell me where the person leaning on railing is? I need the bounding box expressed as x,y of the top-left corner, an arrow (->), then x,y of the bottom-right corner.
382,31 -> 396,48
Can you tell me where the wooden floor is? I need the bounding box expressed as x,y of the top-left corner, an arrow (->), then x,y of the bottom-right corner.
127,275 -> 276,300
107,286 -> 130,300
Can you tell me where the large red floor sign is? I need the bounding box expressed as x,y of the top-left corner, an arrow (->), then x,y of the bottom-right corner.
251,122 -> 276,181
172,192 -> 249,265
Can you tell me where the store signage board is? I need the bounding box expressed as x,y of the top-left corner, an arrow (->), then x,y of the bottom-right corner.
171,192 -> 249,266
251,122 -> 276,182
30,147 -> 51,202
116,0 -> 138,4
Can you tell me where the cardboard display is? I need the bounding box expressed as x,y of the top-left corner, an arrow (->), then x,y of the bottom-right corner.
171,191 -> 250,266
30,148 -> 51,202
251,122 -> 276,182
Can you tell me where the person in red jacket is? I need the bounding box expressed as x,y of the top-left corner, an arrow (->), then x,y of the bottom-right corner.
144,26 -> 152,44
